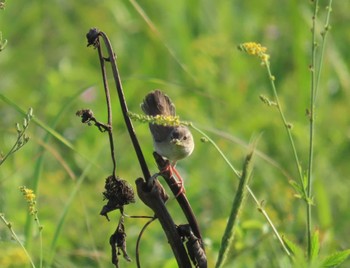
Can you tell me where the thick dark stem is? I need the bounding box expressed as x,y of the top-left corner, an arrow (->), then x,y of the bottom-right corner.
153,152 -> 206,253
136,178 -> 192,268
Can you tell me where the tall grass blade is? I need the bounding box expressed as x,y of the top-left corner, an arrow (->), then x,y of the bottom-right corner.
215,146 -> 254,268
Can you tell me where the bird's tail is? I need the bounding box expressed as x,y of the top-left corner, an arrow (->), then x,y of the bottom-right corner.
141,89 -> 176,116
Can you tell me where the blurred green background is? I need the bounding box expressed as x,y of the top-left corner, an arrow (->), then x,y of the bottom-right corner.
1,0 -> 349,267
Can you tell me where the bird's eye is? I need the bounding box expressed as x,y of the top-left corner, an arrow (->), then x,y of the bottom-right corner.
183,136 -> 187,140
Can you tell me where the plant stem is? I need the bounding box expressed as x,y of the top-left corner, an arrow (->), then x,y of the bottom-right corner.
264,65 -> 305,193
191,124 -> 240,177
0,214 -> 36,268
97,30 -> 151,181
315,0 -> 332,101
34,216 -> 43,268
191,124 -> 291,256
263,62 -> 310,259
0,117 -> 30,166
307,0 -> 319,259
96,42 -> 117,177
307,0 -> 333,259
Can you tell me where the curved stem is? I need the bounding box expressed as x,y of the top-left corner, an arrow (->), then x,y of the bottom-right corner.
135,217 -> 156,268
98,31 -> 151,181
191,124 -> 291,257
0,214 -> 36,268
191,124 -> 240,178
96,43 -> 117,177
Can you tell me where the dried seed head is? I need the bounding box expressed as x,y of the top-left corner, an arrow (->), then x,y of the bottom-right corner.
76,109 -> 94,124
86,28 -> 100,48
100,175 -> 135,219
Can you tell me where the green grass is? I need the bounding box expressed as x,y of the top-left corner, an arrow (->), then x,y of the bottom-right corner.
1,0 -> 350,267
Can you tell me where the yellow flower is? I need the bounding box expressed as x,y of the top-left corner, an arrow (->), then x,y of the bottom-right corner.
128,112 -> 191,127
19,186 -> 37,215
238,42 -> 270,65
153,114 -> 181,126
24,189 -> 35,202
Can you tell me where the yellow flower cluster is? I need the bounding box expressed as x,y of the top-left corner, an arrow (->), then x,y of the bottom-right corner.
152,114 -> 180,126
239,42 -> 270,64
128,111 -> 191,127
19,186 -> 37,215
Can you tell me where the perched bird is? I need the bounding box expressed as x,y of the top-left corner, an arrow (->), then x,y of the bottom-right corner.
141,90 -> 194,195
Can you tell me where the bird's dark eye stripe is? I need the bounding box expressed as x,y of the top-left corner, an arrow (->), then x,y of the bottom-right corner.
171,131 -> 180,139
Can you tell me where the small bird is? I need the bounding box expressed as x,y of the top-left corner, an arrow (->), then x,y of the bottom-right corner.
141,90 -> 194,195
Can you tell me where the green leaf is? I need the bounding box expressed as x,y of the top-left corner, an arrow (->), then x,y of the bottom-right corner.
282,235 -> 309,267
282,235 -> 303,257
310,230 -> 320,263
321,249 -> 350,267
288,179 -> 304,199
302,172 -> 309,190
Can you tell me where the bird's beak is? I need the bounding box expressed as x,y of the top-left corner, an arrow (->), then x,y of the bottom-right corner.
171,139 -> 182,146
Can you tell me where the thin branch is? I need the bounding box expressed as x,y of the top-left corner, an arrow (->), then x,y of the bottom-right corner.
96,42 -> 118,177
136,217 -> 157,268
0,214 -> 36,268
97,30 -> 151,181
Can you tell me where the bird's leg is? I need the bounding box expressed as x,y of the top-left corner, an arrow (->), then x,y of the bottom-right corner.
160,162 -> 185,197
170,165 -> 186,197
